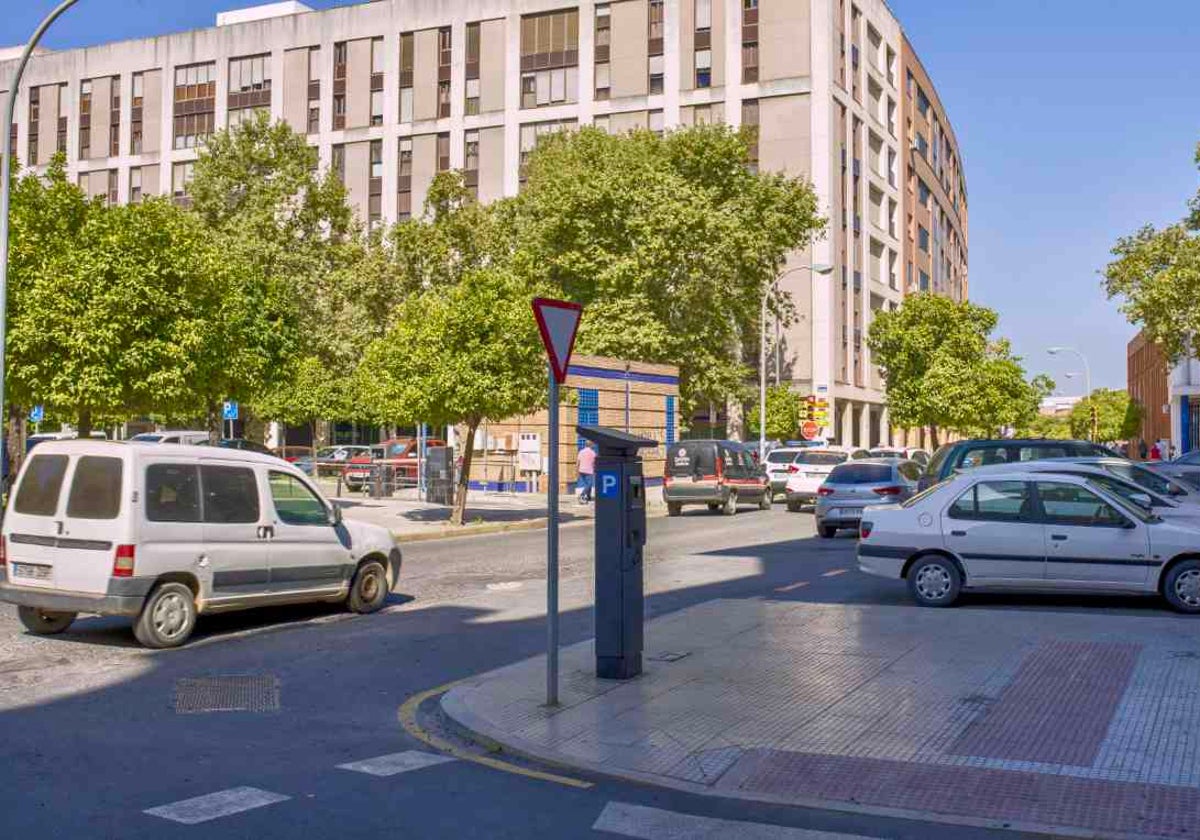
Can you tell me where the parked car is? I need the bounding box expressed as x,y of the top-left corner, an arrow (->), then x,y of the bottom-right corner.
857,469 -> 1200,613
663,439 -> 771,516
869,447 -> 930,468
0,440 -> 401,648
815,458 -> 922,537
1042,457 -> 1199,506
764,447 -> 806,500
782,447 -> 871,511
919,438 -> 1115,490
197,438 -> 276,456
1146,450 -> 1200,490
296,444 -> 374,478
129,430 -> 210,446
343,438 -> 448,492
275,445 -> 315,464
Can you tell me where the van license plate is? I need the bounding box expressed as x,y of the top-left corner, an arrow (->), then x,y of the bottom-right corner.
12,563 -> 51,581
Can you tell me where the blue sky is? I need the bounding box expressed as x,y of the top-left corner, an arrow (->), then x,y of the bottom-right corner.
4,0 -> 1199,391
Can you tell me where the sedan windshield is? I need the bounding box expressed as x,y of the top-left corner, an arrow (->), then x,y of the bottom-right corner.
829,463 -> 893,483
1084,480 -> 1157,523
1103,462 -> 1177,496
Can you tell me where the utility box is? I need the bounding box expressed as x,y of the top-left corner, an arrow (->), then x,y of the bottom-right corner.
577,425 -> 657,680
424,446 -> 455,506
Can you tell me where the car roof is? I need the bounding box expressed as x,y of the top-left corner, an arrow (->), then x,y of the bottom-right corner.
952,468 -> 1091,485
30,438 -> 288,467
949,438 -> 1091,447
834,457 -> 900,466
969,460 -> 1114,476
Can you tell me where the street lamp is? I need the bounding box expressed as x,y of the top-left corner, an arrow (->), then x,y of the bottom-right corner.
760,263 -> 834,461
1048,346 -> 1094,441
1,1 -> 81,432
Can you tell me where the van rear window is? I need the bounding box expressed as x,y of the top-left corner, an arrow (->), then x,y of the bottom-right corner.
829,463 -> 893,484
794,452 -> 847,466
14,454 -> 69,516
66,456 -> 124,519
668,444 -> 716,476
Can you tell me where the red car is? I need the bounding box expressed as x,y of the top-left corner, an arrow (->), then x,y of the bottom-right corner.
343,438 -> 446,492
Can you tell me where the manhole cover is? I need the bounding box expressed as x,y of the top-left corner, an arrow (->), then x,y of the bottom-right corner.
174,675 -> 280,714
647,651 -> 690,663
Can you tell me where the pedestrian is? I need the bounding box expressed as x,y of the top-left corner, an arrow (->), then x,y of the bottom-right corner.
1138,439 -> 1148,460
1149,441 -> 1161,461
577,443 -> 596,504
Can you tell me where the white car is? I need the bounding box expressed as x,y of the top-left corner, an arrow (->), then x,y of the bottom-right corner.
783,447 -> 871,511
130,430 -> 212,445
869,446 -> 931,468
0,440 -> 401,648
857,469 -> 1200,613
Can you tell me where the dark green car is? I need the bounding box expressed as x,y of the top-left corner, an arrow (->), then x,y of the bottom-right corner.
919,438 -> 1117,490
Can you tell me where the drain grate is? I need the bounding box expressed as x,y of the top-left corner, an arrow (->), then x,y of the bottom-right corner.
174,675 -> 280,714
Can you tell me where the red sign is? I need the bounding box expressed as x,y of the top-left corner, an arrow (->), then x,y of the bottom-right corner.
532,297 -> 583,384
801,420 -> 820,440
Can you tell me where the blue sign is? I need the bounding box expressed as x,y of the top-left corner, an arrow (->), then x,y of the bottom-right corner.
222,401 -> 239,421
29,405 -> 44,423
597,470 -> 619,499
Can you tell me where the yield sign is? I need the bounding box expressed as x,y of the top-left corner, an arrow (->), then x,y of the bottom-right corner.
532,297 -> 583,383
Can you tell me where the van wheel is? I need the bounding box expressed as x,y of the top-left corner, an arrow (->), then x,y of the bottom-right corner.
818,525 -> 837,538
348,560 -> 389,614
1163,559 -> 1200,614
18,607 -> 76,635
667,502 -> 682,517
786,500 -> 801,512
134,583 -> 197,649
907,555 -> 962,608
722,492 -> 738,516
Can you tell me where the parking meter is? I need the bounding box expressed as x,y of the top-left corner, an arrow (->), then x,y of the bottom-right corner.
577,425 -> 657,680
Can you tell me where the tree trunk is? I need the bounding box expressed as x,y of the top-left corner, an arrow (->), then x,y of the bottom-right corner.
726,399 -> 745,442
450,419 -> 478,527
929,424 -> 940,450
5,405 -> 24,495
206,399 -> 221,445
76,408 -> 93,439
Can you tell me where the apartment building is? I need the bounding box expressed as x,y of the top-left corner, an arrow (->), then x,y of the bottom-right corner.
0,0 -> 967,449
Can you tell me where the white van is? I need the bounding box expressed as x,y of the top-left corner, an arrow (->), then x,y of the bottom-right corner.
130,430 -> 211,445
0,440 -> 401,648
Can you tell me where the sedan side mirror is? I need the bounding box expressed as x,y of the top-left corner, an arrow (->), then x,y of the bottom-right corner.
1130,492 -> 1154,509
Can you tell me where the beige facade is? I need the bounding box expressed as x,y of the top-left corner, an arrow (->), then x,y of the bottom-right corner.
1,0 -> 965,449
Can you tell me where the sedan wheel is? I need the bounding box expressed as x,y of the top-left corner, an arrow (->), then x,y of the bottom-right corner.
1165,561 -> 1200,614
907,556 -> 961,607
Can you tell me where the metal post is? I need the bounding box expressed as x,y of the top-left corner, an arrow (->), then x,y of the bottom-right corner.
624,362 -> 631,433
546,362 -> 560,706
417,423 -> 426,500
759,286 -> 768,461
0,0 -> 80,427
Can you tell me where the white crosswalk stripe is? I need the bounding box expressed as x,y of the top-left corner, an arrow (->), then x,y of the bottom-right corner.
144,786 -> 290,825
337,750 -> 457,777
593,802 -> 877,839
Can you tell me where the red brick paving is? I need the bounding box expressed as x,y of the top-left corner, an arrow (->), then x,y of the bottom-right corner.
720,748 -> 1200,838
950,640 -> 1142,766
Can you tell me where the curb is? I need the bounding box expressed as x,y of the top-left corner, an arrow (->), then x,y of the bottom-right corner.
439,683 -> 1172,840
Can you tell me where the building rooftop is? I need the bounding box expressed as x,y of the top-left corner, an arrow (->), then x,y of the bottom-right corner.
215,1 -> 313,28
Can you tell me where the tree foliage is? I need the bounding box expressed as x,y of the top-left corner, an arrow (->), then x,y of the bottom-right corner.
1069,388 -> 1142,444
747,385 -> 803,440
1104,142 -> 1200,363
504,124 -> 825,416
867,294 -> 1047,443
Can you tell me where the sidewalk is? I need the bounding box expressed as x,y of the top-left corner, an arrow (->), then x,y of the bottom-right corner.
324,482 -> 665,541
442,598 -> 1200,839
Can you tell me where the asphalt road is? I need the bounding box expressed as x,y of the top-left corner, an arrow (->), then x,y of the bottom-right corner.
0,502 -> 1173,839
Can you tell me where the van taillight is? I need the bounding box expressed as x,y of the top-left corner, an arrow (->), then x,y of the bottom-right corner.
860,521 -> 873,539
112,544 -> 136,578
0,535 -> 6,567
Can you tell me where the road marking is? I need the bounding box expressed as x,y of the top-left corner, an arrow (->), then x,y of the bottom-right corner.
397,682 -> 593,789
775,581 -> 810,592
144,787 -> 289,825
821,568 -> 848,577
338,750 -> 456,777
486,581 -> 524,591
593,802 -> 876,839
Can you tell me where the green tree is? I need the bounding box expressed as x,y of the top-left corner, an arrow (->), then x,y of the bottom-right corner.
504,124 -> 825,424
747,385 -> 802,440
356,268 -> 548,525
867,294 -> 1044,444
1104,142 -> 1200,363
1069,388 -> 1142,444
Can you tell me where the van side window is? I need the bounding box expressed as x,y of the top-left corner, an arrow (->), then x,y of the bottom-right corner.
14,454 -> 69,516
146,464 -> 202,522
66,456 -> 123,520
268,472 -> 329,525
199,465 -> 260,524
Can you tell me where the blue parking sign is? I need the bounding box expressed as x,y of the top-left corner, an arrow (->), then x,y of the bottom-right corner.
597,470 -> 619,499
29,405 -> 44,423
222,401 -> 239,421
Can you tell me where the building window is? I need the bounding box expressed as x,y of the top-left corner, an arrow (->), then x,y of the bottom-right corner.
78,80 -> 92,159
437,132 -> 450,172
129,167 -> 143,203
742,0 -> 759,83
370,37 -> 385,125
173,62 -> 216,149
172,160 -> 194,206
696,0 -> 712,30
370,90 -> 384,126
519,119 -> 578,181
695,49 -> 712,88
595,63 -> 611,100
107,169 -> 118,206
918,179 -> 931,207
593,114 -> 610,134
109,78 -> 120,156
648,55 -> 664,94
399,32 -> 414,122
228,54 -> 271,129
397,137 -> 413,219
742,98 -> 759,172
914,130 -> 928,159
648,0 -> 665,92
55,85 -> 66,154
916,86 -> 930,118
131,71 -> 145,153
436,27 -> 452,118
649,109 -> 664,135
918,225 -> 930,253
919,269 -> 930,291
368,139 -> 383,230
464,129 -> 479,198
27,87 -> 39,165
466,22 -> 481,114
331,143 -> 345,183
307,47 -> 320,134
519,9 -> 579,109
595,3 -> 611,57
333,41 -> 347,129
438,81 -> 451,119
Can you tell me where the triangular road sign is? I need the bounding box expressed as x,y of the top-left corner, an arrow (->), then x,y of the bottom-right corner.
532,297 -> 583,384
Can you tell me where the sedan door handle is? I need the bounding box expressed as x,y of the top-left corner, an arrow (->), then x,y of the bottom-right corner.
1051,534 -> 1068,541
950,530 -> 966,537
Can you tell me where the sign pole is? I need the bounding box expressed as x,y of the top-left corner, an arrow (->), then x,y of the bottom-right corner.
546,361 -> 560,706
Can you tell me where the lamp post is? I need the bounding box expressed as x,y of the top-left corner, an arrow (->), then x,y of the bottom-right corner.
760,263 -> 834,461
1048,346 -> 1094,441
1,1 -> 81,435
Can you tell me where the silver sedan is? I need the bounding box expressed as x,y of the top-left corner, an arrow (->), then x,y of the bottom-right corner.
856,469 -> 1200,612
814,458 -> 921,538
